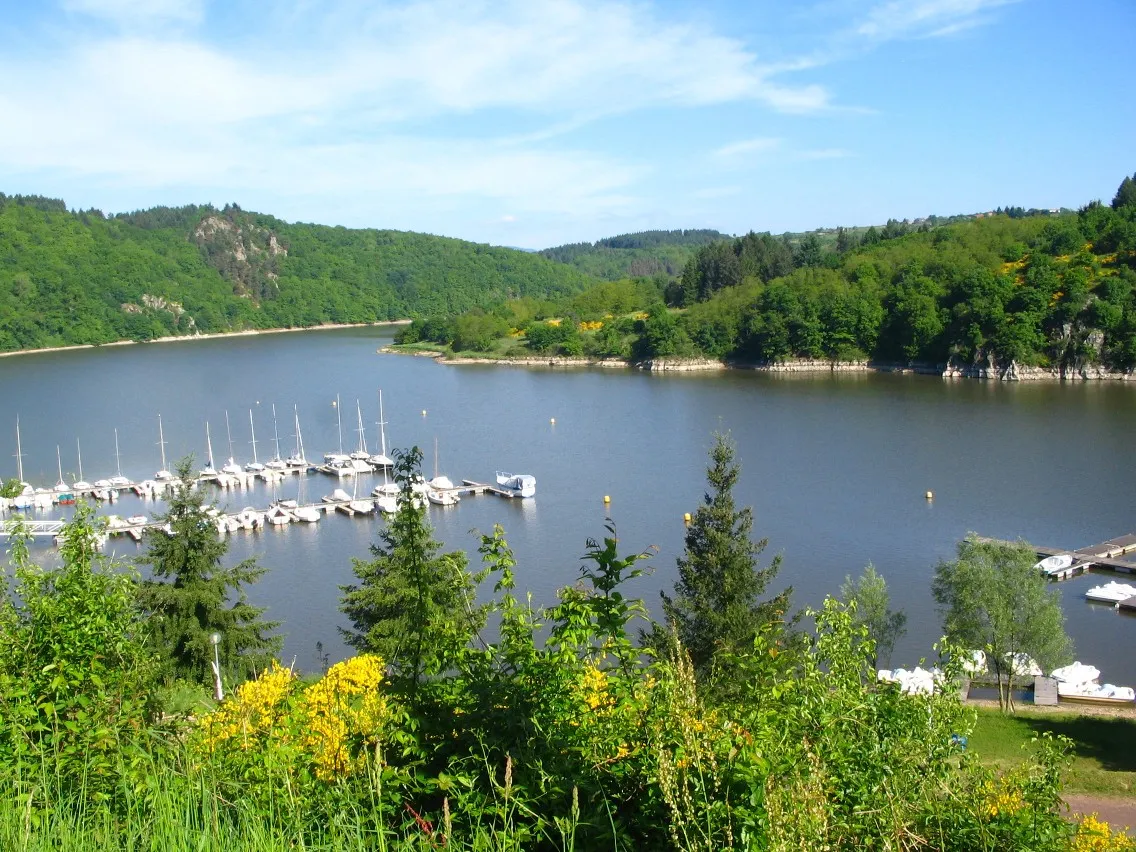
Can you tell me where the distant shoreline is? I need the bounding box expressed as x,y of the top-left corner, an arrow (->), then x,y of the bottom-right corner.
0,321 -> 411,360
380,345 -> 1136,383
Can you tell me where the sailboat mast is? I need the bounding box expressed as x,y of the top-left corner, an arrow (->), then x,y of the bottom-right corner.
206,422 -> 214,467
56,445 -> 63,483
76,438 -> 84,481
294,405 -> 305,459
271,404 -> 282,461
114,428 -> 122,477
336,394 -> 343,454
225,411 -> 235,460
249,409 -> 259,464
377,389 -> 388,457
356,400 -> 367,454
14,417 -> 24,482
158,414 -> 168,471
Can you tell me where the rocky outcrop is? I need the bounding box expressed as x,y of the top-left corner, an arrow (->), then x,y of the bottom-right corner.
192,212 -> 287,299
943,351 -> 1134,381
637,358 -> 725,372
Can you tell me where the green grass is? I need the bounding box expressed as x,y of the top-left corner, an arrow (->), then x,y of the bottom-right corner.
970,707 -> 1136,797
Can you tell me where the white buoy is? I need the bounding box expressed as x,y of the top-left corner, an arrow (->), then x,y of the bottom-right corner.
550,417 -> 556,425
422,409 -> 427,417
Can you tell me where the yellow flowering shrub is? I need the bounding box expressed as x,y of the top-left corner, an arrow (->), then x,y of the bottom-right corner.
194,654 -> 389,783
1072,814 -> 1136,852
198,661 -> 297,753
578,320 -> 604,331
298,654 -> 389,780
981,770 -> 1026,819
545,318 -> 561,327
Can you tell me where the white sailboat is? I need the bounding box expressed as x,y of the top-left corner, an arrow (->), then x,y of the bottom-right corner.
287,406 -> 310,469
349,400 -> 372,473
266,404 -> 288,471
368,389 -> 394,469
11,418 -> 33,508
109,428 -> 130,488
72,438 -> 92,491
155,415 -> 173,482
54,446 -> 70,493
244,409 -> 265,473
292,468 -> 322,523
320,394 -> 354,477
426,437 -> 460,506
200,422 -> 218,478
221,411 -> 243,476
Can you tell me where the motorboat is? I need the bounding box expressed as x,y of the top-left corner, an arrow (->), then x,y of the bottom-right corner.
426,474 -> 460,506
126,514 -> 148,526
1085,581 -> 1136,604
1034,553 -> 1074,576
496,471 -> 536,498
134,480 -> 157,498
266,504 -> 292,526
235,507 -> 265,530
320,454 -> 355,477
324,487 -> 353,504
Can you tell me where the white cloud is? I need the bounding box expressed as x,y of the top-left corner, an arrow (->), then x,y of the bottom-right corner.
856,0 -> 1019,41
715,138 -> 783,158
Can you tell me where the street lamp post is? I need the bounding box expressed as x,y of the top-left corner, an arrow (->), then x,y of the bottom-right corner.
210,632 -> 224,701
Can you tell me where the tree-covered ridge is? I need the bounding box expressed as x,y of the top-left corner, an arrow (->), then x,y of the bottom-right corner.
674,179 -> 1136,371
0,197 -> 594,353
540,228 -> 730,280
402,172 -> 1136,374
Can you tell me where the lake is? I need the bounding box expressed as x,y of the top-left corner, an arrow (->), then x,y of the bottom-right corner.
3,326 -> 1136,682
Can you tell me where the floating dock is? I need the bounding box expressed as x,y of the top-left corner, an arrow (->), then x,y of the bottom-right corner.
978,534 -> 1136,580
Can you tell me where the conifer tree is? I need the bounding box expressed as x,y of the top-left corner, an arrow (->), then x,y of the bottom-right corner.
137,459 -> 280,685
340,447 -> 482,692
653,432 -> 789,679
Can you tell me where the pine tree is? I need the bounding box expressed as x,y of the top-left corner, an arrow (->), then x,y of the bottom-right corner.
137,459 -> 280,685
340,447 -> 481,692
653,432 -> 790,679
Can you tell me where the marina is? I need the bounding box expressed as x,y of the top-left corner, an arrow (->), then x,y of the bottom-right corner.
978,534 -> 1136,580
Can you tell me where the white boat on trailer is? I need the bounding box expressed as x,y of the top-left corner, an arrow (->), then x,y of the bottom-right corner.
496,471 -> 536,498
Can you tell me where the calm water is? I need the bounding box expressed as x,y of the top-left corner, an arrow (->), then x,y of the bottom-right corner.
3,327 -> 1136,682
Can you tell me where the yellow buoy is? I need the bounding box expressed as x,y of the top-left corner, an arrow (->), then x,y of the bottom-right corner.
684,512 -> 692,523
925,491 -> 934,500
603,495 -> 611,504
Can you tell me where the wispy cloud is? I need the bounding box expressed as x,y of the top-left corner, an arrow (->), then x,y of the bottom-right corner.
713,137 -> 852,163
855,0 -> 1020,41
62,0 -> 204,26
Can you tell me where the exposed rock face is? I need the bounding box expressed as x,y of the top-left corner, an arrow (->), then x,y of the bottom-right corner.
637,358 -> 725,372
192,212 -> 287,300
943,350 -> 1134,381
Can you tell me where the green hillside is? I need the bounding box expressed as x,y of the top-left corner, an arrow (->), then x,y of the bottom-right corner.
540,229 -> 729,280
0,196 -> 593,353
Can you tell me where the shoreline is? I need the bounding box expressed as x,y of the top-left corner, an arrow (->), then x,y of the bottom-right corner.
380,347 -> 1136,383
0,321 -> 411,360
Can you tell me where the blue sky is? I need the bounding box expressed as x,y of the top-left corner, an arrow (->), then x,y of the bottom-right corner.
0,0 -> 1132,248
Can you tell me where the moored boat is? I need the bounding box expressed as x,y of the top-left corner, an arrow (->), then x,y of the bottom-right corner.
496,471 -> 536,498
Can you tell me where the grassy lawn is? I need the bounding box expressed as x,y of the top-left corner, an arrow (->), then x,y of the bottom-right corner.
970,706 -> 1136,797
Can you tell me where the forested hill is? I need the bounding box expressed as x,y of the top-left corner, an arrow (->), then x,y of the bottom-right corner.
540,229 -> 729,280
0,195 -> 593,353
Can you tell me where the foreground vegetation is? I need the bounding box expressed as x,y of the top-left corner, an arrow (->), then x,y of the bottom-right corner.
401,172 -> 1136,374
1,443 -> 1132,849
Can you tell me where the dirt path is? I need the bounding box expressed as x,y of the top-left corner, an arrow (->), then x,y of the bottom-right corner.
1064,795 -> 1136,836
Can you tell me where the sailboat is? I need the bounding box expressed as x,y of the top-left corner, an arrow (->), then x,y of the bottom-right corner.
320,394 -> 353,477
72,439 -> 92,491
368,389 -> 394,469
244,409 -> 265,473
155,414 -> 174,482
426,437 -> 459,506
291,465 -> 321,523
200,422 -> 218,478
286,405 -> 310,469
221,411 -> 243,477
54,446 -> 71,494
10,418 -> 33,508
349,400 -> 373,474
265,404 -> 288,471
109,428 -> 130,489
